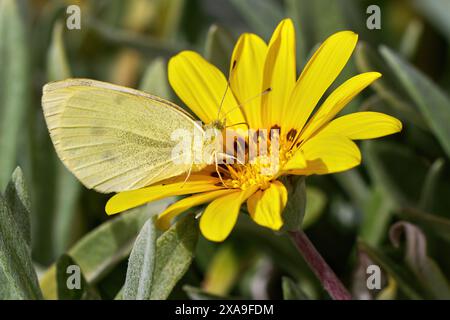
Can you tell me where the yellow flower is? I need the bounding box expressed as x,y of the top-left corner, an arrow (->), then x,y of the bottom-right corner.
106,19 -> 402,242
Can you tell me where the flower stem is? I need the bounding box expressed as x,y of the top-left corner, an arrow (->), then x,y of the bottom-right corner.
289,230 -> 352,300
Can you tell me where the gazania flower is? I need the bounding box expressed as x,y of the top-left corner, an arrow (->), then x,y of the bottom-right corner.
106,19 -> 401,241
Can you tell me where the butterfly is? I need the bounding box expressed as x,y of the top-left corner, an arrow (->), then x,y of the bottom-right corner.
41,78 -> 228,193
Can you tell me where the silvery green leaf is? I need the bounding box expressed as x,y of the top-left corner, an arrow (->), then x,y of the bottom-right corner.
123,217 -> 158,300
0,195 -> 42,299
204,25 -> 235,74
149,214 -> 199,299
139,57 -> 171,99
4,167 -> 31,246
0,0 -> 30,189
56,254 -> 99,300
39,200 -> 172,299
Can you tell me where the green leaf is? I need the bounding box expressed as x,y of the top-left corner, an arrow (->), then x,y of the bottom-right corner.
56,254 -> 99,300
389,221 -> 450,299
412,0 -> 450,42
88,20 -> 181,58
203,244 -> 240,296
282,276 -> 309,300
39,200 -> 172,299
363,141 -> 427,208
139,57 -> 171,99
359,187 -> 394,247
0,0 -> 30,189
123,217 -> 158,300
334,170 -> 369,210
281,176 -> 306,231
419,158 -> 445,212
400,208 -> 450,244
4,167 -> 31,246
302,187 -> 326,229
204,25 -> 235,74
358,240 -> 423,300
149,214 -> 199,299
47,20 -> 71,80
183,285 -> 230,300
152,0 -> 186,39
380,46 -> 450,158
0,195 -> 42,299
354,43 -> 427,130
230,0 -> 283,39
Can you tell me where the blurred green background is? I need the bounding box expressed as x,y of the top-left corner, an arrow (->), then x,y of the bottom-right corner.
1,0 -> 450,300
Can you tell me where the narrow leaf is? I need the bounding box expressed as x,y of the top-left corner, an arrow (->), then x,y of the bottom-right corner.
183,285 -> 230,300
39,200 -> 172,299
139,57 -> 171,99
0,195 -> 42,299
56,254 -> 99,300
123,217 -> 157,300
4,167 -> 31,246
0,0 -> 30,189
358,240 -> 423,300
150,214 -> 199,299
400,208 -> 450,244
230,0 -> 283,39
204,25 -> 235,74
389,222 -> 450,299
380,46 -> 450,158
282,276 -> 309,300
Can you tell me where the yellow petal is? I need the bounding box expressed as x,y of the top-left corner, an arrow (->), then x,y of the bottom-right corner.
262,19 -> 296,128
247,181 -> 287,230
283,148 -> 307,170
287,31 -> 358,131
230,33 -> 267,129
156,189 -> 235,230
200,186 -> 257,242
168,51 -> 244,125
292,134 -> 361,175
105,179 -> 223,215
318,111 -> 402,140
300,72 -> 382,141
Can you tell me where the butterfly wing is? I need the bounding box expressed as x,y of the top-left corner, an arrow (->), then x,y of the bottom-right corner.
42,78 -> 204,193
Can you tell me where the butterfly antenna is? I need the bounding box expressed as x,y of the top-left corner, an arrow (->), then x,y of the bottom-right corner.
217,60 -> 237,119
221,87 -> 272,120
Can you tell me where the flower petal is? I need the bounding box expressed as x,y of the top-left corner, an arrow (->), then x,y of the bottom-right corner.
292,134 -> 361,174
287,31 -> 358,131
261,19 -> 296,128
247,181 -> 287,230
156,189 -> 235,230
318,111 -> 402,140
283,148 -> 307,170
230,33 -> 267,128
200,186 -> 257,242
105,179 -> 223,215
168,51 -> 244,125
300,72 -> 382,141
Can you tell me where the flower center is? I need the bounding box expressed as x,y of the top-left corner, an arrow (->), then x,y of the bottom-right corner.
220,133 -> 294,190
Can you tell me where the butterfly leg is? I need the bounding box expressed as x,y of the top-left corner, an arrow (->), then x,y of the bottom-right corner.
213,151 -> 227,187
180,163 -> 193,188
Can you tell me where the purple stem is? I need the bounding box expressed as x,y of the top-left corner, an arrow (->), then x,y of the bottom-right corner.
289,230 -> 352,300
